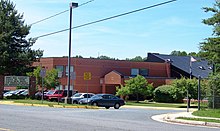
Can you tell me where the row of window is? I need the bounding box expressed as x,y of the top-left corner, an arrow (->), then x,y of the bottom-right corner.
55,65 -> 149,77
55,65 -> 74,76
131,68 -> 149,77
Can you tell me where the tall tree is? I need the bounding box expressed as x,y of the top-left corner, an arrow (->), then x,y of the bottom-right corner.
200,1 -> 220,71
0,0 -> 43,75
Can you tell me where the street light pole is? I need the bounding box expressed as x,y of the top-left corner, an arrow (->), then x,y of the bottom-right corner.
198,75 -> 201,111
66,2 -> 78,104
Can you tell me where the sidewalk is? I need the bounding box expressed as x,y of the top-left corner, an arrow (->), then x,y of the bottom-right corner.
152,112 -> 220,128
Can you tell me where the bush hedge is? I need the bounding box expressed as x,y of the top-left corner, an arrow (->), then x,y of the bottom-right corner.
153,85 -> 180,103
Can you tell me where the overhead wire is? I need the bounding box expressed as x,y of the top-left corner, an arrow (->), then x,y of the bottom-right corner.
30,0 -> 95,26
34,0 -> 177,39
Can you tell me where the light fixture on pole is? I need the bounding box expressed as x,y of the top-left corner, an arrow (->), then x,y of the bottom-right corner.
66,2 -> 78,104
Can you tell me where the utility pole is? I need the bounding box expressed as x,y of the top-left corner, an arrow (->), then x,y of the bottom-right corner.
66,2 -> 78,104
198,75 -> 201,110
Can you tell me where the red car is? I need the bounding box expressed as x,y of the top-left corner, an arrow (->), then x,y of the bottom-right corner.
47,90 -> 73,102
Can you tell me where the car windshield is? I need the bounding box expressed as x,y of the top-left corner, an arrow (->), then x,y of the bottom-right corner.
91,94 -> 102,99
72,93 -> 82,97
4,91 -> 14,95
54,90 -> 63,94
47,90 -> 55,95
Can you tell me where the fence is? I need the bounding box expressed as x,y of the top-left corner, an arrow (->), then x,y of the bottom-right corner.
200,95 -> 220,109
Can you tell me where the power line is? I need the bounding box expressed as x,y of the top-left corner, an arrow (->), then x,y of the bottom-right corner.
34,0 -> 177,39
30,0 -> 95,26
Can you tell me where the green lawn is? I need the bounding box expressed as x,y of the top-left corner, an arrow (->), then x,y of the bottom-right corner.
1,99 -> 82,107
13,99 -> 72,106
193,109 -> 220,118
125,101 -> 197,108
177,117 -> 220,123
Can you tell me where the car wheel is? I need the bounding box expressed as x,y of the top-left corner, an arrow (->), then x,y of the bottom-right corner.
72,101 -> 78,104
114,103 -> 120,109
105,107 -> 110,109
92,102 -> 98,106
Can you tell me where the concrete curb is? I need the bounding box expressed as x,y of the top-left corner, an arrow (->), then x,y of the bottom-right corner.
0,101 -> 99,109
152,112 -> 220,128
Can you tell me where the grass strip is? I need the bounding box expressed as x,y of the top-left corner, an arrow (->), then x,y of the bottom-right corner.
177,117 -> 220,123
125,101 -> 198,108
6,99 -> 99,109
193,109 -> 220,118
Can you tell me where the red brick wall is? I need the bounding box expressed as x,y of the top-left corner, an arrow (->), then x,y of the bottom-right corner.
105,71 -> 122,85
33,58 -> 171,94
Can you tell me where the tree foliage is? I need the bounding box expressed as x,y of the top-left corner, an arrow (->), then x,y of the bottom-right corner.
97,55 -> 115,60
154,85 -> 178,103
172,77 -> 199,100
44,68 -> 60,89
125,56 -> 147,62
27,66 -> 60,89
154,77 -> 206,103
116,75 -> 153,102
200,1 -> 220,71
170,50 -> 188,56
170,50 -> 200,57
206,73 -> 220,108
207,73 -> 220,96
0,0 -> 43,75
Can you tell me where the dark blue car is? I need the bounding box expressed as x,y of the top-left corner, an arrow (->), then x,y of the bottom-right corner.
79,94 -> 125,109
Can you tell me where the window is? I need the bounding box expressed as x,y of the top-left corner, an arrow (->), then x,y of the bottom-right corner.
65,66 -> 74,76
140,69 -> 149,77
131,68 -> 139,76
102,95 -> 110,99
55,65 -> 64,72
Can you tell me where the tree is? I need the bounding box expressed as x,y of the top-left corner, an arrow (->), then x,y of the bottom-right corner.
97,55 -> 115,60
0,0 -> 43,75
27,66 -> 60,89
170,50 -> 187,56
125,56 -> 147,62
74,55 -> 83,58
44,68 -> 60,89
206,73 -> 220,108
116,75 -> 153,102
172,77 -> 200,107
27,66 -> 41,86
200,1 -> 220,71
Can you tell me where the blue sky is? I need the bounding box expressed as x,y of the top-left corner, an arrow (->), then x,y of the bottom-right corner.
12,0 -> 214,59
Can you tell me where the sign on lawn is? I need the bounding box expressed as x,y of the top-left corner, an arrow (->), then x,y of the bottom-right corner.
4,76 -> 30,87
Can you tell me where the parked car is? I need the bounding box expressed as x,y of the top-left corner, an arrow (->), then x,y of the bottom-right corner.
44,90 -> 55,100
60,93 -> 95,104
4,89 -> 27,99
47,90 -> 74,102
35,90 -> 55,100
79,94 -> 125,109
18,89 -> 29,98
3,90 -> 16,97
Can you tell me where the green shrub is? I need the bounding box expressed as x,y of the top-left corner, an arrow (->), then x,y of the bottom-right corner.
154,85 -> 180,103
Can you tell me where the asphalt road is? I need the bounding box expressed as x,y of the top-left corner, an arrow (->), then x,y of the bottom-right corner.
0,105 -> 219,131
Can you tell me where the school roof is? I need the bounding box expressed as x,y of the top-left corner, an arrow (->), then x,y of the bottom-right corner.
146,53 -> 213,78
